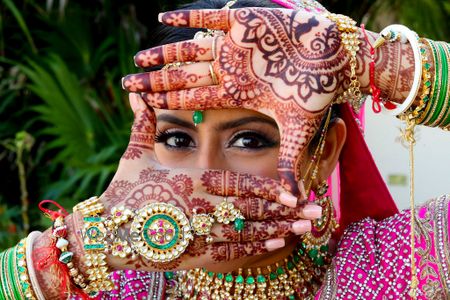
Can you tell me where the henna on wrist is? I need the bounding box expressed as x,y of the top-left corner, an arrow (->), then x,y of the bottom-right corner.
357,29 -> 415,105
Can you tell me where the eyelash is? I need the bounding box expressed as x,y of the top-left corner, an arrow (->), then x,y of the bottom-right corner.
154,129 -> 278,151
226,130 -> 278,150
154,129 -> 195,149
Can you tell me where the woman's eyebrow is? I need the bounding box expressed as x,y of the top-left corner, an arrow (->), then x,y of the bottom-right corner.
156,114 -> 196,130
217,116 -> 278,131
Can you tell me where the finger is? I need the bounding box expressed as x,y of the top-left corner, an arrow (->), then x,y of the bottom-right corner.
209,239 -> 282,261
210,219 -> 309,243
228,197 -> 320,221
200,170 -> 305,207
122,62 -> 213,93
134,37 -> 225,68
141,86 -> 237,110
159,9 -> 236,31
276,114 -> 323,195
121,93 -> 157,160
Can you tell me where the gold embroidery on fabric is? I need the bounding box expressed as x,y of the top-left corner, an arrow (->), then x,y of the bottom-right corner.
415,195 -> 450,298
318,262 -> 338,299
434,195 -> 450,294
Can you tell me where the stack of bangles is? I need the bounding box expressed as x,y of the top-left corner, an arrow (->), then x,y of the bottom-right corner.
373,25 -> 450,128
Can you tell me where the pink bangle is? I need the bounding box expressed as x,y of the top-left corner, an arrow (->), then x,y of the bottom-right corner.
26,231 -> 46,300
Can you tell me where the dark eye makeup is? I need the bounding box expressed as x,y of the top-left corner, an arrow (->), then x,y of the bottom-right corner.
154,128 -> 278,152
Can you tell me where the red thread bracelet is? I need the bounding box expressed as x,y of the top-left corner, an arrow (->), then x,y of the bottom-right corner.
361,24 -> 396,112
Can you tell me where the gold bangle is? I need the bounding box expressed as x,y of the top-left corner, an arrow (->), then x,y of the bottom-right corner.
16,239 -> 37,300
410,39 -> 433,120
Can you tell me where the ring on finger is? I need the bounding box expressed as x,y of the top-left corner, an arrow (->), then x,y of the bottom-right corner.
209,62 -> 219,85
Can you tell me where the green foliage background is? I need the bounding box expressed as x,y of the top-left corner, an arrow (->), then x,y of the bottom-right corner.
0,0 -> 448,250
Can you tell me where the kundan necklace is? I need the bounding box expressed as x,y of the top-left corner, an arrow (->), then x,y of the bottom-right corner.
165,243 -> 331,300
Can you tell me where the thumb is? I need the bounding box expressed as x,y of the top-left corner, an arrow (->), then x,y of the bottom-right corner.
121,93 -> 157,160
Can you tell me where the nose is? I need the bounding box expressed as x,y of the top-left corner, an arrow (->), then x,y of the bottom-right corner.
196,145 -> 227,170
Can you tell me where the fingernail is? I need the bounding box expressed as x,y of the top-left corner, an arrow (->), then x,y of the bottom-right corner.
158,13 -> 163,23
292,220 -> 312,234
265,238 -> 285,251
279,192 -> 297,208
303,204 -> 322,219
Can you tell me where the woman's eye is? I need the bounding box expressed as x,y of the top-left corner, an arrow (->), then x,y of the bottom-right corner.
155,130 -> 195,149
166,135 -> 194,148
228,131 -> 278,150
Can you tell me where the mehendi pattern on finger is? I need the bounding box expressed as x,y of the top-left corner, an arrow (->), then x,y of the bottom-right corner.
135,41 -> 210,68
162,10 -> 232,30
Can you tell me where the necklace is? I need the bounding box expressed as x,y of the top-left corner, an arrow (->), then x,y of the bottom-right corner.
166,243 -> 330,300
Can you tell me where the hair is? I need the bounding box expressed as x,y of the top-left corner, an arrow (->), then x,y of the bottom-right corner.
151,0 -> 339,153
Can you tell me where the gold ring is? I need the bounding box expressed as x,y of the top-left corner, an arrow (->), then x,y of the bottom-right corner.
209,62 -> 219,85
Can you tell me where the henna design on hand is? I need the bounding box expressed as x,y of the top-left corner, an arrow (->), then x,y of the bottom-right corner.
127,8 -> 354,193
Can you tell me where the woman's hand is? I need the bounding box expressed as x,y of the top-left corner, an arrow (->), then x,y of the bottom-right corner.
33,93 -> 320,299
122,8 -> 353,194
77,93 -> 319,272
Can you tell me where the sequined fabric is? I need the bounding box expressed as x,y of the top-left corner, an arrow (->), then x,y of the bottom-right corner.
98,195 -> 449,299
317,194 -> 450,299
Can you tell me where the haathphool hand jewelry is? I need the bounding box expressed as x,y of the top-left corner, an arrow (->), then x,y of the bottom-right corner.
213,198 -> 245,232
129,202 -> 194,263
168,243 -> 329,300
73,196 -> 114,296
105,201 -> 244,261
191,209 -> 215,244
325,13 -> 363,112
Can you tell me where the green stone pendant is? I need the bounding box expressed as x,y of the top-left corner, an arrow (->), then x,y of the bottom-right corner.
234,218 -> 245,232
192,111 -> 203,126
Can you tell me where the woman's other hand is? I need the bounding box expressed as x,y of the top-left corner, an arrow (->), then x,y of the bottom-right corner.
123,8 -> 351,194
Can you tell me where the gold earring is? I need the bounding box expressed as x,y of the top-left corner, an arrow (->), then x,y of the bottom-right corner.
301,180 -> 338,266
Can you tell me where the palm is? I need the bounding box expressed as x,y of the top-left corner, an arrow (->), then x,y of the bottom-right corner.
123,8 -> 349,192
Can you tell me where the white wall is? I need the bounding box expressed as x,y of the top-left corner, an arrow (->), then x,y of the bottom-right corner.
363,100 -> 450,209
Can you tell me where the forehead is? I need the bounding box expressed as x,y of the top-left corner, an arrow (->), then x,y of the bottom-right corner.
153,108 -> 277,125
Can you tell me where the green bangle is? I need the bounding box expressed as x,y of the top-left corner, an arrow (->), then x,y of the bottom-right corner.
438,42 -> 450,128
417,39 -> 440,125
0,249 -> 13,299
426,40 -> 445,126
9,244 -> 23,299
429,42 -> 449,126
